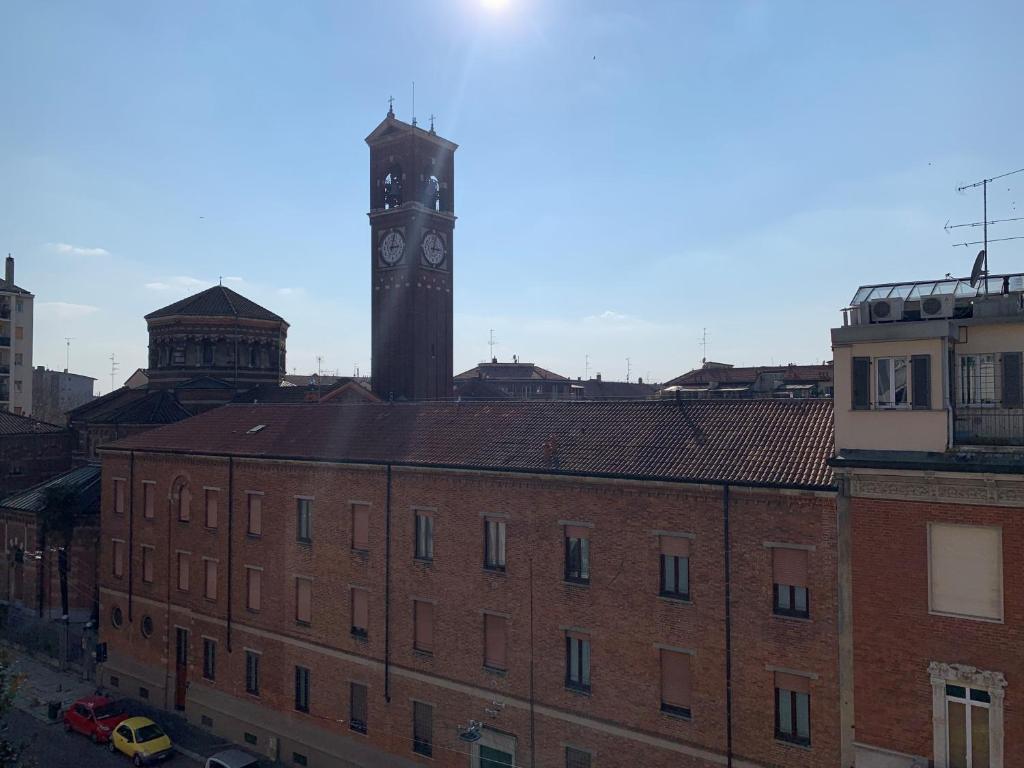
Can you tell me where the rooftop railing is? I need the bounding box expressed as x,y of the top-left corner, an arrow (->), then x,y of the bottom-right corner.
953,409 -> 1024,447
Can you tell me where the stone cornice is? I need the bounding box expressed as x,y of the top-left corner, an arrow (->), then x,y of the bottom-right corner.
838,469 -> 1024,508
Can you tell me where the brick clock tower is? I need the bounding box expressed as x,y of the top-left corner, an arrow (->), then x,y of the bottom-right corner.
366,106 -> 457,401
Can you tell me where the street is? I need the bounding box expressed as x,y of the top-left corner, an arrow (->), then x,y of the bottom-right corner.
6,708 -> 200,768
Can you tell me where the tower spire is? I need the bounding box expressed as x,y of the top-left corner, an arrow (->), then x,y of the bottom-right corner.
387,95 -> 395,117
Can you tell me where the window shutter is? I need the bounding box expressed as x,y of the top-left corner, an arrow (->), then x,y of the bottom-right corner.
206,490 -> 218,528
353,588 -> 368,630
852,357 -> 871,410
775,670 -> 811,694
248,494 -> 262,535
353,505 -> 369,549
296,578 -> 312,623
247,568 -> 261,611
414,601 -> 433,652
911,355 -> 931,410
1002,352 -> 1023,408
114,480 -> 125,514
143,483 -> 154,519
565,525 -> 590,539
178,553 -> 189,591
661,650 -> 691,709
660,536 -> 690,557
485,614 -> 507,669
179,487 -> 191,521
206,560 -> 217,599
772,548 -> 808,588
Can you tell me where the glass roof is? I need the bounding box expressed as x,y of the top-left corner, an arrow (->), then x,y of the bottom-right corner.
849,273 -> 1024,306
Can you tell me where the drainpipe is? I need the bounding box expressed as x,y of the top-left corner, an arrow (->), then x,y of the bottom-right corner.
384,464 -> 392,703
723,483 -> 733,768
836,476 -> 856,767
227,457 -> 234,652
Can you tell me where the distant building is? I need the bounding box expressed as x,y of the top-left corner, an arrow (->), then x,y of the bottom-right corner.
237,375 -> 379,404
0,411 -> 72,497
31,367 -> 96,425
659,361 -> 834,399
576,373 -> 659,400
455,359 -> 658,400
0,256 -> 33,416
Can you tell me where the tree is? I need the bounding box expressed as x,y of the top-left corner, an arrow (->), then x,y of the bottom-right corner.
39,486 -> 77,620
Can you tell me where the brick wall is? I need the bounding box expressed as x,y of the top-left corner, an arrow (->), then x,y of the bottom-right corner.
0,431 -> 72,497
99,452 -> 839,768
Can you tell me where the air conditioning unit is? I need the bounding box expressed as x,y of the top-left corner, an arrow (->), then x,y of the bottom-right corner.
919,293 -> 955,319
869,297 -> 905,323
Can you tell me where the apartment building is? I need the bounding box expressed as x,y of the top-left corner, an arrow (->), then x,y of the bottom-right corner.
97,399 -> 844,768
831,273 -> 1024,768
0,256 -> 34,416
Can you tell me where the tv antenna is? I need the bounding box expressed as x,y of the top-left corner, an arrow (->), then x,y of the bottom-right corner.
488,329 -> 497,361
699,327 -> 710,364
109,353 -> 119,393
64,337 -> 74,371
626,357 -> 632,383
584,353 -> 590,380
952,167 -> 1024,294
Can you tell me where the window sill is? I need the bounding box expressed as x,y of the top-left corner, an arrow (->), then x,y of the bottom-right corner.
660,705 -> 692,721
296,539 -> 312,547
245,607 -> 260,614
351,630 -> 369,643
775,737 -> 812,751
414,557 -> 433,566
771,612 -> 812,623
412,748 -> 433,760
483,566 -> 507,575
563,579 -> 590,588
351,548 -> 369,557
296,620 -> 311,628
203,526 -> 218,533
349,723 -> 368,736
483,665 -> 507,677
565,684 -> 592,697
246,533 -> 262,540
413,648 -> 434,659
658,594 -> 692,606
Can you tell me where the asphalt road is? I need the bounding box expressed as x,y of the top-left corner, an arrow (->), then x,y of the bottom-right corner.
5,709 -> 201,768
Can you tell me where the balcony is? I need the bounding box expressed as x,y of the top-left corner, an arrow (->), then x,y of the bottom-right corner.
0,307 -> 9,319
0,337 -> 9,348
954,409 -> 1024,447
0,365 -> 9,375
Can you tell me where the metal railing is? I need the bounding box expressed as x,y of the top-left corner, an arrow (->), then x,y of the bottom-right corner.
954,409 -> 1024,446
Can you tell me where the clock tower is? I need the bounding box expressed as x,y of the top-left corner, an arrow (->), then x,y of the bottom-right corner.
366,106 -> 457,401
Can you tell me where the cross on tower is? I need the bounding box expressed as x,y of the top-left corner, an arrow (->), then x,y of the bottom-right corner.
429,113 -> 436,132
387,95 -> 395,115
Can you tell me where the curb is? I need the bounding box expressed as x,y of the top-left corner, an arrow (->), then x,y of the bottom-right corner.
176,745 -> 206,764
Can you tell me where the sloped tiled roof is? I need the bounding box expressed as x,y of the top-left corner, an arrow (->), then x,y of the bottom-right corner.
0,411 -> 66,435
664,364 -> 834,388
0,278 -> 32,296
0,465 -> 100,517
106,399 -> 835,489
145,286 -> 285,323
68,387 -> 193,425
579,379 -> 659,400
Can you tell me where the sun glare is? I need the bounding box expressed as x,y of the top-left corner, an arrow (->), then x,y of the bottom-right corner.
480,0 -> 510,11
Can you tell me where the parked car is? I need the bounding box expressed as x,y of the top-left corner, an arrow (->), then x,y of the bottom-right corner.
205,749 -> 260,768
108,716 -> 174,765
62,695 -> 129,744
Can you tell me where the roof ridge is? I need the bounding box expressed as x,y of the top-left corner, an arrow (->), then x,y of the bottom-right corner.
219,285 -> 239,317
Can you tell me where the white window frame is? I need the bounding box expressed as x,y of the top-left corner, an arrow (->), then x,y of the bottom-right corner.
930,662 -> 1005,768
875,356 -> 910,409
958,353 -> 997,407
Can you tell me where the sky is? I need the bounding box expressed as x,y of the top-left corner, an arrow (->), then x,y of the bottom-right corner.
2,0 -> 1023,393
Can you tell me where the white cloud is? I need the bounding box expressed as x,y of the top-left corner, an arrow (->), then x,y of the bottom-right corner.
36,301 -> 100,320
48,242 -> 110,257
584,309 -> 631,323
144,276 -> 209,293
277,287 -> 303,296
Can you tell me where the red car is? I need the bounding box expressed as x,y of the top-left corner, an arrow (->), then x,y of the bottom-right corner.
62,695 -> 129,744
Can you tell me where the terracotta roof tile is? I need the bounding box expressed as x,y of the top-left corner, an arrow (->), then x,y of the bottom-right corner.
0,411 -> 66,435
107,399 -> 835,489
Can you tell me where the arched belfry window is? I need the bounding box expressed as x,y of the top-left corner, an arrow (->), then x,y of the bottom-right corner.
425,175 -> 440,211
384,166 -> 403,209
171,476 -> 191,522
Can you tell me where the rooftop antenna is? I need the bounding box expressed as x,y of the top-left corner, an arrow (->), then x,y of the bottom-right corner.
584,353 -> 590,380
953,167 -> 1024,294
64,337 -> 74,372
411,81 -> 417,126
109,353 -> 119,393
429,113 -> 436,134
626,357 -> 632,384
699,327 -> 709,364
488,329 -> 497,361
387,95 -> 395,116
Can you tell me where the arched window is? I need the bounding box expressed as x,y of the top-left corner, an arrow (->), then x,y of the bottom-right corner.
250,345 -> 260,368
171,476 -> 191,522
426,175 -> 440,211
384,166 -> 403,209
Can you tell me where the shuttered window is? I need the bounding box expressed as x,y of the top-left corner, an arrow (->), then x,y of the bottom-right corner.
1002,351 -> 1023,408
202,638 -> 216,681
247,494 -> 262,536
350,682 -> 368,734
112,540 -> 124,578
296,498 -> 312,543
660,650 -> 692,717
484,518 -> 507,571
775,672 -> 811,746
178,486 -> 191,522
660,536 -> 690,599
484,613 -> 507,670
143,482 -> 155,519
295,578 -> 312,625
565,632 -> 591,691
204,489 -> 218,529
565,526 -> 591,583
415,511 -> 434,560
911,354 -> 932,410
352,588 -> 368,638
929,523 -> 1002,621
245,651 -> 260,695
204,559 -> 217,601
294,666 -> 310,712
852,356 -> 871,410
142,546 -> 154,583
414,601 -> 433,653
246,567 -> 261,611
412,701 -> 433,757
177,552 -> 190,591
772,548 -> 809,619
114,479 -> 126,515
352,504 -> 369,551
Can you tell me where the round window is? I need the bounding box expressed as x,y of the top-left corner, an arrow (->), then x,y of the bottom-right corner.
111,606 -> 123,628
141,615 -> 154,638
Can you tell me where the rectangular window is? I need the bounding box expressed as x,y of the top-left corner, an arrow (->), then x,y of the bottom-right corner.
296,577 -> 312,625
565,633 -> 591,692
202,638 -> 216,681
660,650 -> 692,718
296,498 -> 312,543
204,489 -> 218,529
351,588 -> 368,638
14,326 -> 22,341
12,353 -> 21,366
564,526 -> 590,584
143,482 -> 155,519
247,494 -> 262,536
565,747 -> 592,768
246,567 -> 262,612
141,545 -> 154,583
112,540 -> 125,578
772,548 -> 810,619
245,651 -> 260,695
14,301 -> 21,313
484,613 -> 507,671
929,523 -> 1003,621
959,354 -> 997,405
876,356 -> 909,408
294,666 -> 310,713
177,486 -> 191,522
415,510 -> 434,561
775,672 -> 811,746
660,536 -> 690,599
202,342 -> 214,364
1003,351 -> 1023,408
176,552 -> 190,592
114,479 -> 126,515
412,701 -> 433,757
352,503 -> 369,550
13,380 -> 20,394
945,683 -> 990,767
293,753 -> 307,767
911,354 -> 932,410
414,601 -> 433,654
204,559 -> 218,601
484,518 -> 506,571
350,682 -> 368,734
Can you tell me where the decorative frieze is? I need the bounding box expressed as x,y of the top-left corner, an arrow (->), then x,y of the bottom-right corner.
846,471 -> 1024,508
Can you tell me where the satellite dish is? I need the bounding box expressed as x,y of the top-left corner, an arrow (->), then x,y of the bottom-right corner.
457,721 -> 482,743
969,249 -> 986,288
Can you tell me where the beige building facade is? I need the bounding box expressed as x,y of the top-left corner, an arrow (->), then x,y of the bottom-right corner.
0,256 -> 33,416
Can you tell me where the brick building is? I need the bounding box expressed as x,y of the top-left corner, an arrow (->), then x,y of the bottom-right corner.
31,366 -> 96,426
98,398 -> 843,768
831,273 -> 1024,768
660,362 -> 834,400
0,410 -> 73,497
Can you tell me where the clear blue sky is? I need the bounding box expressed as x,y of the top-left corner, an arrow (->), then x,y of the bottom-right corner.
2,0 -> 1022,392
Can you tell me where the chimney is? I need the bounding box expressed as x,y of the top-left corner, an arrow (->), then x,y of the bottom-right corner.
5,255 -> 12,285
596,373 -> 602,382
638,377 -> 643,384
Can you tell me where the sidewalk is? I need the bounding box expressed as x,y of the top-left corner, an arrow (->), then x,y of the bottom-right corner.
0,643 -> 262,765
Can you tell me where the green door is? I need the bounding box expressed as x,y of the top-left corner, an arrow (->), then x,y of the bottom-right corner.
480,745 -> 514,768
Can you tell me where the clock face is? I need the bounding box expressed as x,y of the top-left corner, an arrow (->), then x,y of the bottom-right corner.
421,232 -> 446,267
379,230 -> 405,266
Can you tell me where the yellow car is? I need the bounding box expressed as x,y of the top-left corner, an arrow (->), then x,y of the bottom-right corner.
107,716 -> 174,766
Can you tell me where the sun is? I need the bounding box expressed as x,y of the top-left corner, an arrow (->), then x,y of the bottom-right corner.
480,0 -> 510,11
